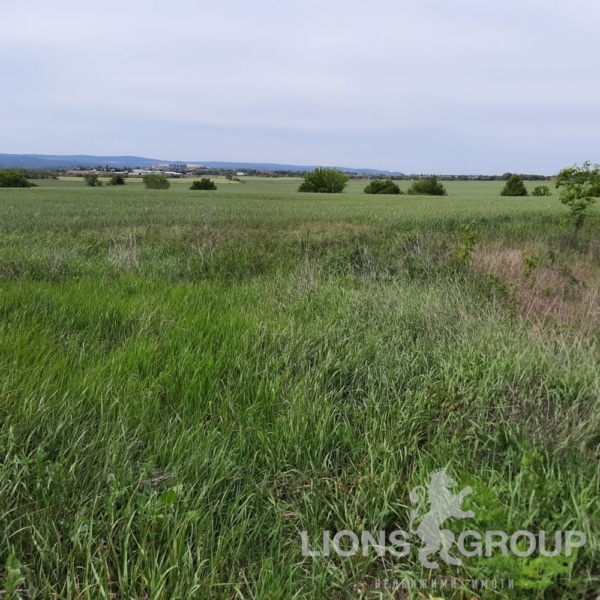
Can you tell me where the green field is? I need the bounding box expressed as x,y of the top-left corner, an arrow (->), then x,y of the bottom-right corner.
0,178 -> 598,598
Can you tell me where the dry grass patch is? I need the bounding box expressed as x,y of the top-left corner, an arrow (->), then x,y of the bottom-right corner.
473,241 -> 600,335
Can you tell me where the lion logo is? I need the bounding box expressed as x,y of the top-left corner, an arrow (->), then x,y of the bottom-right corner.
409,469 -> 474,569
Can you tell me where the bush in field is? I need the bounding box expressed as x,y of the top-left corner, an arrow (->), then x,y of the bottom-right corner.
108,174 -> 126,186
143,174 -> 170,190
298,167 -> 348,193
500,174 -> 528,196
190,178 -> 217,191
531,185 -> 551,197
555,161 -> 600,231
0,170 -> 36,188
364,179 -> 402,195
407,176 -> 447,196
84,173 -> 102,187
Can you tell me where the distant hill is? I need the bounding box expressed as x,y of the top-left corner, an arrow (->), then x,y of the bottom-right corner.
0,154 -> 162,169
0,154 -> 402,175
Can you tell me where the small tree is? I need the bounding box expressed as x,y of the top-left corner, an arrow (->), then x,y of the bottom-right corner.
298,167 -> 348,193
531,185 -> 551,197
190,178 -> 217,190
555,161 -> 600,231
364,179 -> 402,194
143,174 -> 170,190
500,175 -> 527,196
108,174 -> 126,186
0,170 -> 36,188
84,173 -> 102,187
407,176 -> 447,196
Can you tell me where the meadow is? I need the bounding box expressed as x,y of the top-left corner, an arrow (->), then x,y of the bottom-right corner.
0,177 -> 598,598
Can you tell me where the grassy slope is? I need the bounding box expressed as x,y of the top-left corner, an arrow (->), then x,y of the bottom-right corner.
0,179 -> 598,599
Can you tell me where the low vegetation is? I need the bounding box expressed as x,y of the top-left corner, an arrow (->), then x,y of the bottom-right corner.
108,174 -> 126,186
0,177 -> 598,598
407,175 -> 447,195
143,173 -> 170,189
190,178 -> 217,190
500,174 -> 528,196
555,161 -> 600,231
0,170 -> 36,188
364,179 -> 402,194
83,173 -> 102,187
298,167 -> 348,193
531,184 -> 551,196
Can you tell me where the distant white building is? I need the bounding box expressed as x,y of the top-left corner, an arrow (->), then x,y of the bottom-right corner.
130,169 -> 182,178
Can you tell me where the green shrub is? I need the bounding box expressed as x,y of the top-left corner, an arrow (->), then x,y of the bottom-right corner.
407,176 -> 447,196
84,174 -> 102,187
555,161 -> 600,231
364,179 -> 402,195
531,185 -> 551,197
500,175 -> 528,196
0,170 -> 36,188
143,174 -> 170,190
298,167 -> 348,193
190,178 -> 217,191
108,174 -> 126,186
452,222 -> 480,266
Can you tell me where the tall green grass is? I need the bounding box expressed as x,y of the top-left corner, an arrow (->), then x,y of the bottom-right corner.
0,181 -> 598,598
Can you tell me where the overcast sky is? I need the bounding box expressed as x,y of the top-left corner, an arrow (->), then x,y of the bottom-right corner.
2,0 -> 599,173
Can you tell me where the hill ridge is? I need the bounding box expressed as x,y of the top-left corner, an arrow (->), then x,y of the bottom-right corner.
0,153 -> 402,175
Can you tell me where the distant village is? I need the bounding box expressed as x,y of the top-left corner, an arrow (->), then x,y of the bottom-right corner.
63,162 -> 293,179
7,160 -> 553,183
62,163 -> 553,182
67,163 -> 193,178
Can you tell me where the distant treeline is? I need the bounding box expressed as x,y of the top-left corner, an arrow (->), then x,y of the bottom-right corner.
3,167 -> 553,181
6,169 -> 60,180
190,169 -> 553,180
363,173 -> 553,181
